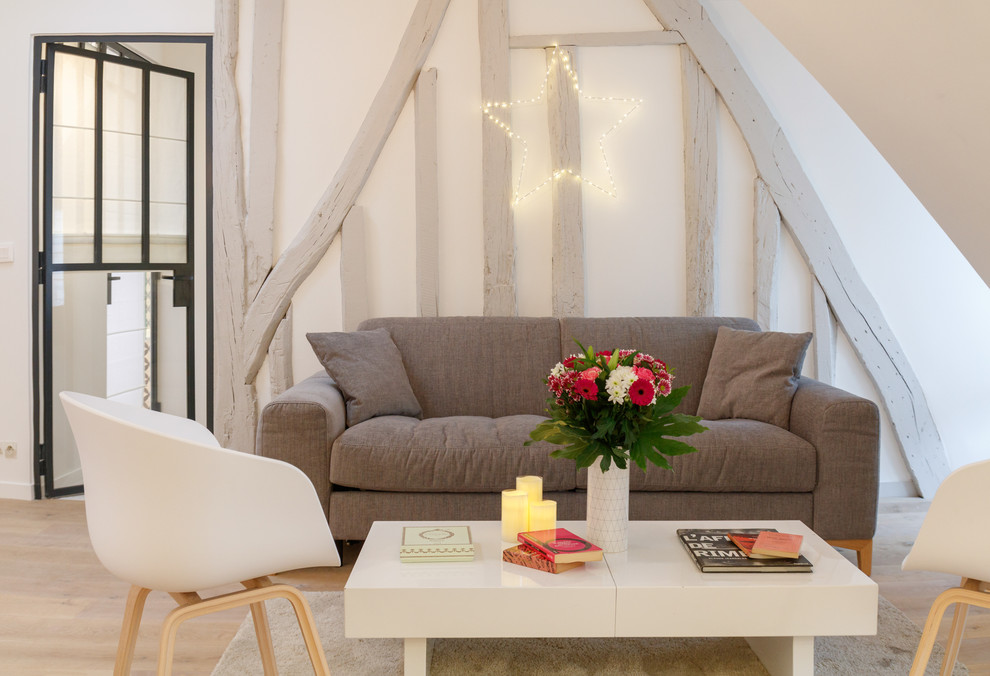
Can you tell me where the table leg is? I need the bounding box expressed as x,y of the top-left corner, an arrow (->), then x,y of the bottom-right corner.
403,637 -> 434,676
745,636 -> 814,676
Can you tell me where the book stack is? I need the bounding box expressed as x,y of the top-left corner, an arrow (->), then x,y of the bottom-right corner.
676,528 -> 813,573
400,526 -> 475,563
502,527 -> 603,574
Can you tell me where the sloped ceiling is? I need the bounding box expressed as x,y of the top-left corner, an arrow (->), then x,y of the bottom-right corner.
738,0 -> 990,285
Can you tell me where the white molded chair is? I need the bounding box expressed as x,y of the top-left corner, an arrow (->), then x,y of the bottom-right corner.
59,391 -> 340,675
902,459 -> 990,676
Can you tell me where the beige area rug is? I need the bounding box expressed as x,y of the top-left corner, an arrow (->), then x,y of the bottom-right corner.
212,592 -> 968,675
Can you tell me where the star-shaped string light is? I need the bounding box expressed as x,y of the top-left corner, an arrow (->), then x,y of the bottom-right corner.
482,46 -> 643,206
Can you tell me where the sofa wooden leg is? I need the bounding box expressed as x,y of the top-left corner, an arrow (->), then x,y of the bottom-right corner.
827,538 -> 872,576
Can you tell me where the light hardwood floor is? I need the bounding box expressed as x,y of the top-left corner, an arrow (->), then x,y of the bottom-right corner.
1,497 -> 987,675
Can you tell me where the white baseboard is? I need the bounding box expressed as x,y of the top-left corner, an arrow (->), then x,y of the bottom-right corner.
0,481 -> 35,500
879,480 -> 918,498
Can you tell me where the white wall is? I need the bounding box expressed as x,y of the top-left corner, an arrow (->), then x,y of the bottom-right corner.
267,0 -> 989,494
0,1 -> 213,499
704,1 -> 990,482
6,0 -> 985,499
739,0 -> 990,287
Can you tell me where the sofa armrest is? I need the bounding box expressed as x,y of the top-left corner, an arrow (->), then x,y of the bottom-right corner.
789,377 -> 880,541
256,371 -> 346,519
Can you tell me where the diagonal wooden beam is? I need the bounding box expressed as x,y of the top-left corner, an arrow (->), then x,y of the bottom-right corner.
643,0 -> 949,496
240,0 -> 452,383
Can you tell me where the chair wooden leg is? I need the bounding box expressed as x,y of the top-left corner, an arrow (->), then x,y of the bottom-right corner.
249,602 -> 279,675
156,584 -> 329,676
910,584 -> 990,676
279,585 -> 332,676
911,588 -> 963,676
939,578 -> 981,676
827,538 -> 873,576
243,578 -> 278,675
114,585 -> 151,676
940,602 -> 970,676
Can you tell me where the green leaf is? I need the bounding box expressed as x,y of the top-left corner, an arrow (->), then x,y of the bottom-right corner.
643,446 -> 673,470
651,438 -> 701,457
607,349 -> 620,370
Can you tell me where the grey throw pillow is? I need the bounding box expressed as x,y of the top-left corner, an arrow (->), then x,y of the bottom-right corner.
307,329 -> 422,426
696,326 -> 813,428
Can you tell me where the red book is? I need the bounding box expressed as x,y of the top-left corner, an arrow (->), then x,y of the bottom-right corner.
517,528 -> 604,564
502,544 -> 585,573
751,531 -> 803,559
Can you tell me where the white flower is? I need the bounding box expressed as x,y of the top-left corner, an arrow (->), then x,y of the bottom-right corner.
550,362 -> 567,377
605,365 -> 638,404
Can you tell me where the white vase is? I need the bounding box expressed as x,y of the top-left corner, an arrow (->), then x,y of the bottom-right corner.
586,462 -> 630,552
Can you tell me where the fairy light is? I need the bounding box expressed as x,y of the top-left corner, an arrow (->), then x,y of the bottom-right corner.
481,45 -> 644,206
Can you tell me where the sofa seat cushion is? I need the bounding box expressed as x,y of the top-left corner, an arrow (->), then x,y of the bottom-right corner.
330,415 -> 574,492
577,419 -> 816,492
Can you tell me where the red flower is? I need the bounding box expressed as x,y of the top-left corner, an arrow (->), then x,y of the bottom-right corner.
655,377 -> 672,396
634,366 -> 655,382
580,366 -> 602,380
562,355 -> 577,368
629,378 -> 655,406
595,350 -> 612,360
573,378 -> 599,400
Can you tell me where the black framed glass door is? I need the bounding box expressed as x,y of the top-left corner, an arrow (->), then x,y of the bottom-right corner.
36,42 -> 196,496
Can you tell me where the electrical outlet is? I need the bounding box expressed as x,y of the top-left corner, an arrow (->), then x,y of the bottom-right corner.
2,442 -> 16,459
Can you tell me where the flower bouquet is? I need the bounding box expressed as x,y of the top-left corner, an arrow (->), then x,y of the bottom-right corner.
527,341 -> 708,472
528,341 -> 708,551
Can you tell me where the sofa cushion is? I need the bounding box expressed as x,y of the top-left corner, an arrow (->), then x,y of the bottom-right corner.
559,316 -> 760,415
577,419 -> 817,492
358,317 -> 561,418
307,329 -> 422,426
329,415 -> 575,492
696,326 -> 812,428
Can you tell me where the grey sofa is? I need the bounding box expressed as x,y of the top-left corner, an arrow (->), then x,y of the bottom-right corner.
257,316 -> 879,562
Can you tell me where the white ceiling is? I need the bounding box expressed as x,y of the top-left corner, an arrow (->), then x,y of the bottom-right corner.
738,0 -> 990,285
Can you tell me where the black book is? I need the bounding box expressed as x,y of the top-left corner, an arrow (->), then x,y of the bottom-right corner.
676,528 -> 813,573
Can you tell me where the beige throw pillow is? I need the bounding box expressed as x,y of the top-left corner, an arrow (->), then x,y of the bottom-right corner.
307,329 -> 422,426
696,326 -> 812,428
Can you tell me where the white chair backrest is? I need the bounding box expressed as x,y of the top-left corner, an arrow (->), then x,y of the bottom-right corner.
60,392 -> 340,592
902,458 -> 990,581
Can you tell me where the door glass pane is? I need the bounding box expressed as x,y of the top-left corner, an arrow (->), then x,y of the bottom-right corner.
53,51 -> 95,128
102,62 -> 144,263
153,274 -> 188,416
149,72 -> 188,264
51,269 -> 188,489
51,51 -> 96,264
50,270 -> 107,491
150,72 -> 187,140
103,62 -> 142,134
106,272 -> 149,402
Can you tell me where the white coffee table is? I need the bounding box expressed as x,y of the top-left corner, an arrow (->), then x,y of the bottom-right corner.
344,520 -> 877,676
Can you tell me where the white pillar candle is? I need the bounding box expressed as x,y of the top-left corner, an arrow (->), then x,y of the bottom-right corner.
501,489 -> 529,541
516,475 -> 543,504
529,499 -> 557,532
